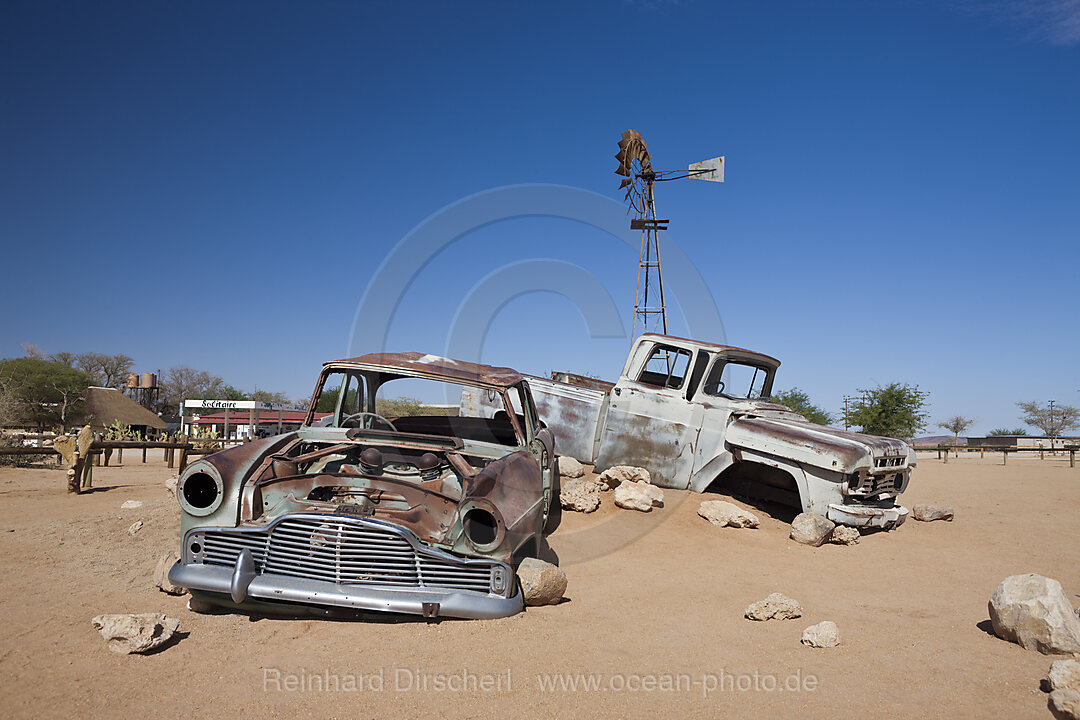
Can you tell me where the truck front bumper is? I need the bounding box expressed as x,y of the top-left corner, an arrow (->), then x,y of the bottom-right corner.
169,559 -> 523,620
826,503 -> 908,529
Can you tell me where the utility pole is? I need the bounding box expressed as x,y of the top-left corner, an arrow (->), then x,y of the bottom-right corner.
842,396 -> 853,430
1049,399 -> 1056,450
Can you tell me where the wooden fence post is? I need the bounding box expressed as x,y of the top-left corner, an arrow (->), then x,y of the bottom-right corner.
1003,450 -> 1008,466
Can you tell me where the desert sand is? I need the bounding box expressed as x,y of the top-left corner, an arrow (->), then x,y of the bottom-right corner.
0,452 -> 1077,719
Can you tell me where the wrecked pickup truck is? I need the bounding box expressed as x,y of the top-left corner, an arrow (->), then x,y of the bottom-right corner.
169,352 -> 557,620
465,333 -> 913,528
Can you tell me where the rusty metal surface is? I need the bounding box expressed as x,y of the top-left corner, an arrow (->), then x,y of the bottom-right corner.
727,415 -> 909,472
327,352 -> 523,389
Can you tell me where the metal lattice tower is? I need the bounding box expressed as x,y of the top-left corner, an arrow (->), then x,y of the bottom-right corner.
631,174 -> 670,338
614,129 -> 724,342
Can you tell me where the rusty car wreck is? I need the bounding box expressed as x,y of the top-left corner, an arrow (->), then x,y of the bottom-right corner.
466,333 -> 915,528
169,352 -> 557,620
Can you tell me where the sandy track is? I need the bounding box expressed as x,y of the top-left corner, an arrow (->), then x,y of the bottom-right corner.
0,453 -> 1076,718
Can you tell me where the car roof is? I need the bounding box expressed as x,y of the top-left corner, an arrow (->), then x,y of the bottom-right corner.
326,352 -> 524,389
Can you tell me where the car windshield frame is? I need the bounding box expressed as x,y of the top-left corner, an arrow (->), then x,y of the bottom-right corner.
305,364 -> 531,447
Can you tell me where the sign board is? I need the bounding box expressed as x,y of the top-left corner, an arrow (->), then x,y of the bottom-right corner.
182,399 -> 291,412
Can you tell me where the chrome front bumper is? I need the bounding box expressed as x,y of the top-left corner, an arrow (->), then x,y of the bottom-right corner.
827,503 -> 908,529
170,558 -> 523,620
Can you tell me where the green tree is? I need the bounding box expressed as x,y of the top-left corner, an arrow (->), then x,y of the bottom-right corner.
0,357 -> 93,430
937,416 -> 975,443
843,383 -> 929,440
767,388 -> 834,425
1016,401 -> 1080,440
988,427 -> 1027,437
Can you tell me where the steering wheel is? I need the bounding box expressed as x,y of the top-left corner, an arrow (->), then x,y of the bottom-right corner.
341,412 -> 397,431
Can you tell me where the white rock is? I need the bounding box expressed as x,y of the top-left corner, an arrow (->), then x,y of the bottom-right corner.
165,475 -> 178,493
596,465 -> 651,491
154,552 -> 187,596
790,512 -> 835,547
829,526 -> 861,545
187,595 -> 223,614
1049,689 -> 1080,720
912,504 -> 954,522
698,500 -> 759,529
121,500 -> 144,510
1045,660 -> 1080,693
557,456 -> 585,479
801,621 -> 841,648
614,480 -> 663,512
517,558 -> 567,606
560,478 -> 601,513
91,613 -> 180,654
127,521 -> 144,536
988,574 -> 1080,655
745,593 -> 803,621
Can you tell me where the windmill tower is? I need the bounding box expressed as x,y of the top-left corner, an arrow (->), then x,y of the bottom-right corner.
614,130 -> 725,340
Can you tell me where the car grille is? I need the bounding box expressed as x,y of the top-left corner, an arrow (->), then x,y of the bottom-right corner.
196,517 -> 495,594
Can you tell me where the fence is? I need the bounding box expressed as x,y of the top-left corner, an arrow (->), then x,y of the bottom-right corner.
916,444 -> 1079,467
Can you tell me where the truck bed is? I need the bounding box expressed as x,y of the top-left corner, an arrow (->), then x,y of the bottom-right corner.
461,372 -> 611,464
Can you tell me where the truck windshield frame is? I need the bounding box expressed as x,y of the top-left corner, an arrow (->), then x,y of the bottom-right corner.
700,357 -> 775,400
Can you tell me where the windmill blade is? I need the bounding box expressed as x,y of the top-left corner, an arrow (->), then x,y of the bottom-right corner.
689,156 -> 724,182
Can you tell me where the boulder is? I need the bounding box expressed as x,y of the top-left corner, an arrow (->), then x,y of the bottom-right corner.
121,500 -> 143,510
165,475 -> 178,493
1044,660 -> 1080,693
988,575 -> 1080,655
698,500 -> 759,529
1049,690 -> 1080,720
557,456 -> 585,479
790,513 -> 835,547
517,558 -> 567,606
91,613 -> 180,654
127,521 -> 144,536
560,478 -> 601,513
745,593 -> 803,621
801,621 -> 841,648
912,504 -> 954,522
154,552 -> 187,596
614,480 -> 663,512
596,465 -> 651,491
829,526 -> 861,545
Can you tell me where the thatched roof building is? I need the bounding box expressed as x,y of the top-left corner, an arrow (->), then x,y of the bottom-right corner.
84,387 -> 167,432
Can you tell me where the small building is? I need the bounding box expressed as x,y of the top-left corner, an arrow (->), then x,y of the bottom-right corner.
84,387 -> 168,436
190,410 -> 330,438
180,399 -> 328,439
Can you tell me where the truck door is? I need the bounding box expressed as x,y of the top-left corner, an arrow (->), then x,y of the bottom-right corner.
593,342 -> 705,489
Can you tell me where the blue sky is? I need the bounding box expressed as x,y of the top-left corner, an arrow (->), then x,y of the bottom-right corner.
1,0 -> 1078,433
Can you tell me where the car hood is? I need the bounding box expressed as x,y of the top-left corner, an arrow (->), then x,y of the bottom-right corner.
726,413 -> 912,474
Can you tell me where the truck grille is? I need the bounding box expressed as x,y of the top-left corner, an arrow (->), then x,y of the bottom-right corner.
847,470 -> 907,497
195,517 -> 496,594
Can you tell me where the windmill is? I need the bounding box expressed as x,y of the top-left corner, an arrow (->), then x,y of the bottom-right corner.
615,129 -> 724,340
